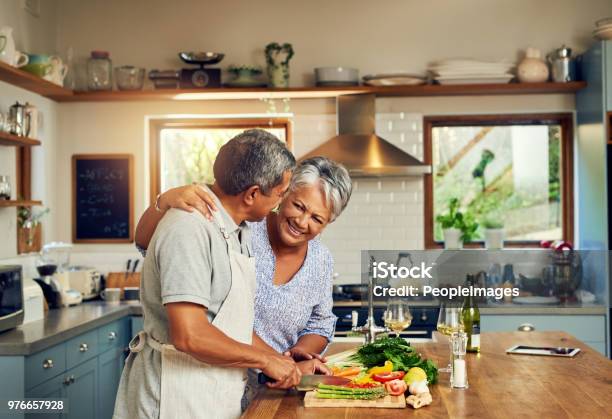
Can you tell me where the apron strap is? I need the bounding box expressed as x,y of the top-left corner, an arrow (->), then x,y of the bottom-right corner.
128,330 -> 163,353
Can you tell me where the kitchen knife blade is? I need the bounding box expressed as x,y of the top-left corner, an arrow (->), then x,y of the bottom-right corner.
257,373 -> 351,391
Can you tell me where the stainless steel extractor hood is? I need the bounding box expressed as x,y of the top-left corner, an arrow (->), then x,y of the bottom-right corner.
300,94 -> 431,177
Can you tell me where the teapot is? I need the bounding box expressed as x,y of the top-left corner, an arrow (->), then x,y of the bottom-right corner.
0,27 -> 29,68
547,45 -> 576,83
44,56 -> 68,86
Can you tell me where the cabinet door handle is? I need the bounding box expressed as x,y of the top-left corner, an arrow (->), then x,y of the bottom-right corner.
79,343 -> 89,352
43,359 -> 54,369
63,377 -> 71,386
108,331 -> 117,341
69,375 -> 75,384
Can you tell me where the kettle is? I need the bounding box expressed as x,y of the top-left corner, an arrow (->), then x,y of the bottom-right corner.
547,45 -> 577,83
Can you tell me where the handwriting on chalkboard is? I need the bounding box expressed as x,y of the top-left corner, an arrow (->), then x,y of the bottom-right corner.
73,155 -> 133,242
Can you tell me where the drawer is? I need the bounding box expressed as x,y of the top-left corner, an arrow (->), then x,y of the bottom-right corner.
66,329 -> 99,369
98,318 -> 129,353
25,343 -> 66,390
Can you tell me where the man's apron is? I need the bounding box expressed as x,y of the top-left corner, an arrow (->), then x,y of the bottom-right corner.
128,214 -> 256,419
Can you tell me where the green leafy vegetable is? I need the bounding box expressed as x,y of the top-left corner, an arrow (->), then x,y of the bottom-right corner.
350,337 -> 438,384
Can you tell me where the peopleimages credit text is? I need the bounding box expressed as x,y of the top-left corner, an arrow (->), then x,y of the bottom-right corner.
370,261 -> 520,300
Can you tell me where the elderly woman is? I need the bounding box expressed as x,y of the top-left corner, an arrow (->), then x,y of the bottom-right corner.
135,156 -> 352,363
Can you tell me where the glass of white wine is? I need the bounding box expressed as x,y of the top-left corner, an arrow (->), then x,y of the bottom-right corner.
437,302 -> 464,373
384,299 -> 412,338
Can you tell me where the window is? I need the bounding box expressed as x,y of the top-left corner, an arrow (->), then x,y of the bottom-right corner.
149,118 -> 291,202
424,114 -> 574,248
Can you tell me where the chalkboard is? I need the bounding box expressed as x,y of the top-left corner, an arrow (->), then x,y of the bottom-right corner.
72,154 -> 134,243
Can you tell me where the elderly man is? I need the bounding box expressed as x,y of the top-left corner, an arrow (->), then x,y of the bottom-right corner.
113,130 -> 300,419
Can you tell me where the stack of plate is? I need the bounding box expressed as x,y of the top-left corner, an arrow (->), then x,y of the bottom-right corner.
362,73 -> 426,86
593,17 -> 612,40
428,59 -> 515,85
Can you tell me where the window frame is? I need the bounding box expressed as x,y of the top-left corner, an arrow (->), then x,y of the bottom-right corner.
149,117 -> 293,204
423,113 -> 574,249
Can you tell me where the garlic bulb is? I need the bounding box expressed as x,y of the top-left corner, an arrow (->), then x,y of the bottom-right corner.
409,379 -> 429,395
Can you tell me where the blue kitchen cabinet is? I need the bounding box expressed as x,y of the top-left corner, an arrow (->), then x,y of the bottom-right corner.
26,373 -> 64,419
98,347 -> 126,419
131,316 -> 143,335
481,314 -> 607,355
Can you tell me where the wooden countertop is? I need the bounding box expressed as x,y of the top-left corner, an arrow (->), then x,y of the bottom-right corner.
243,331 -> 612,418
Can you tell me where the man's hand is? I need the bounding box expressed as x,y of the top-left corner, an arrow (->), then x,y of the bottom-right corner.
296,359 -> 332,376
284,346 -> 327,362
261,353 -> 302,389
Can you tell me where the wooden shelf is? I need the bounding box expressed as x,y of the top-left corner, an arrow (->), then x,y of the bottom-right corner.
0,61 -> 73,99
0,200 -> 42,207
49,81 -> 587,102
0,131 -> 41,147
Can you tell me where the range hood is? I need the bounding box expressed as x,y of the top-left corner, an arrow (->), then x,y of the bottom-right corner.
300,94 -> 431,177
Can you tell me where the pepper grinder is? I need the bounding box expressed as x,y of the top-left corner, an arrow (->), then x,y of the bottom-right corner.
450,331 -> 469,389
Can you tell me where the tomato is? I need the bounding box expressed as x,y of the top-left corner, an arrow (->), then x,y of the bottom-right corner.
372,371 -> 406,383
384,379 -> 408,396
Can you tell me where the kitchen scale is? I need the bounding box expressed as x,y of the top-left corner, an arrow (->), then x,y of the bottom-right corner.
178,52 -> 223,88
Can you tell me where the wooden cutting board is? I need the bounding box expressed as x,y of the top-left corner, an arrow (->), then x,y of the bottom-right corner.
304,391 -> 406,409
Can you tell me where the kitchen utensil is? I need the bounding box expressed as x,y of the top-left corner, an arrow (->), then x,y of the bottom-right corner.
115,66 -> 145,90
131,259 -> 140,273
24,103 -> 38,139
547,45 -> 576,82
304,392 -> 406,409
124,259 -> 132,287
87,50 -> 112,91
44,55 -> 68,86
100,287 -> 121,304
0,175 -> 10,200
0,27 -> 29,67
148,69 -> 180,89
257,373 -> 350,391
178,51 -> 223,88
434,75 -> 513,85
22,277 -> 44,324
315,67 -> 359,86
593,26 -> 612,40
512,296 -> 560,305
8,101 -> 29,137
22,54 -> 54,78
123,287 -> 140,301
363,73 -> 426,86
67,267 -> 101,300
506,345 -> 580,357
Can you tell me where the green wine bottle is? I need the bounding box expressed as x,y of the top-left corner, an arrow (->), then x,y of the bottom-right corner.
463,274 -> 481,353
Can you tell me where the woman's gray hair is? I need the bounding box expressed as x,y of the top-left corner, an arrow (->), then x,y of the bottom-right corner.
291,156 -> 352,221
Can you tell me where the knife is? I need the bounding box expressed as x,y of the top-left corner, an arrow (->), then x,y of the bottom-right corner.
257,373 -> 351,391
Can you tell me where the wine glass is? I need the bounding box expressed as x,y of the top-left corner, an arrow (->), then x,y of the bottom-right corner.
437,302 -> 464,373
384,299 -> 412,338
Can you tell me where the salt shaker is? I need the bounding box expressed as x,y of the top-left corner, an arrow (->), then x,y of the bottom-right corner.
450,331 -> 469,389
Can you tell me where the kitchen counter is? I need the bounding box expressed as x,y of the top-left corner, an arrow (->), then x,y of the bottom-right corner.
243,331 -> 612,418
0,301 -> 142,355
333,300 -> 607,314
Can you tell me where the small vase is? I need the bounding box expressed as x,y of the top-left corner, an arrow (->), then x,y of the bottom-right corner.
443,228 -> 463,249
484,228 -> 504,249
267,63 -> 289,88
517,47 -> 549,83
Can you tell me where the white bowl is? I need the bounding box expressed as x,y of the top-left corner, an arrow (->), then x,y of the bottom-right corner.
315,67 -> 359,85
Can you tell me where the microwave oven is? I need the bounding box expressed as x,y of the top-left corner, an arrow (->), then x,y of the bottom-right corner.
0,265 -> 24,333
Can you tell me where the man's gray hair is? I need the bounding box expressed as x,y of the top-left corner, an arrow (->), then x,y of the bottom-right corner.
214,129 -> 296,195
291,156 -> 352,222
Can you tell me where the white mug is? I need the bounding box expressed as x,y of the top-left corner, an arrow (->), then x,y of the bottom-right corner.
100,287 -> 121,304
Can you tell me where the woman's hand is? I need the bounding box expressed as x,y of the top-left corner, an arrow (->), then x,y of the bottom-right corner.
296,359 -> 332,376
158,184 -> 218,220
284,346 -> 327,362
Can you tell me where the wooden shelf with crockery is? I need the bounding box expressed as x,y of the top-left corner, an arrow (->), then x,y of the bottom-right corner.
0,131 -> 41,147
0,60 -> 73,99
49,81 -> 587,102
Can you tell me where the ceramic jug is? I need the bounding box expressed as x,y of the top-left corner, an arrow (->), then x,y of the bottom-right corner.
517,47 -> 549,83
0,27 -> 29,67
44,56 -> 68,86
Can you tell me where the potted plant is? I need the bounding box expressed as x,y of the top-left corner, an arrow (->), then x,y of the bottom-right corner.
481,217 -> 505,249
264,42 -> 294,88
226,65 -> 264,87
17,206 -> 49,254
436,198 -> 478,249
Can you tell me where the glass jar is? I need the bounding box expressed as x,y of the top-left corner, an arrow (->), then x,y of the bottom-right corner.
87,50 -> 112,91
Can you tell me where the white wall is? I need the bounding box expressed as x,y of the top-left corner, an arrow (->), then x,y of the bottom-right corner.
54,0 -> 610,86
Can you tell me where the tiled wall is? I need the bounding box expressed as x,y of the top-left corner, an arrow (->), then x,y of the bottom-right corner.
293,112 -> 426,284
